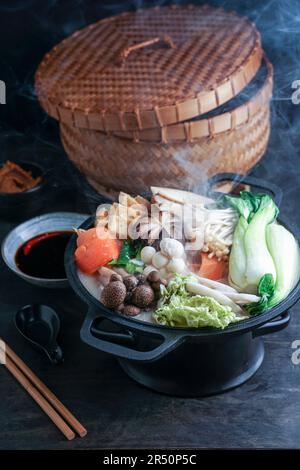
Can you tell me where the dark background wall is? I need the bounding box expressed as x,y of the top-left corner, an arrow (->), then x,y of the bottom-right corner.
0,0 -> 299,209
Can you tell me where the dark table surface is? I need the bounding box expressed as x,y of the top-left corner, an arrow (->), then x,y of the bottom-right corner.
1,129 -> 300,450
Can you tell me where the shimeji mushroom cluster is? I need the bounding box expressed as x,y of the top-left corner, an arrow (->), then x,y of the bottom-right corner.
141,238 -> 187,280
201,207 -> 238,261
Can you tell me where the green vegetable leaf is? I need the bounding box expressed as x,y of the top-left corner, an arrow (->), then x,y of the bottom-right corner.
241,191 -> 261,212
108,240 -> 144,273
245,273 -> 275,315
222,191 -> 276,223
124,263 -> 137,274
258,273 -> 276,298
257,194 -> 279,221
155,294 -> 242,329
158,274 -> 193,307
223,193 -> 253,221
125,259 -> 144,274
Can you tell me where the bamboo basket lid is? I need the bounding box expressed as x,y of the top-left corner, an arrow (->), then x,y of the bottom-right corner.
35,4 -> 263,132
112,56 -> 272,143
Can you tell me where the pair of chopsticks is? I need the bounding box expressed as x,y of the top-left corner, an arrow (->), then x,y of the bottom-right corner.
0,338 -> 87,440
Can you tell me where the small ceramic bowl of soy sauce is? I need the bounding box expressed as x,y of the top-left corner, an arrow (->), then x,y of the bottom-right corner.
0,160 -> 49,222
1,212 -> 88,288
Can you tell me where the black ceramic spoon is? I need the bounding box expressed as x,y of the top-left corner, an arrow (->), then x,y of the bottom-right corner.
15,304 -> 64,365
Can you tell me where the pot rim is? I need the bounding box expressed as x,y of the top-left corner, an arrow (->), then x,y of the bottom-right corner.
64,214 -> 300,338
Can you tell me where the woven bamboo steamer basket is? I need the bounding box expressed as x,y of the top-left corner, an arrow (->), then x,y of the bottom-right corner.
60,102 -> 271,198
113,57 -> 272,143
35,4 -> 263,133
59,50 -> 273,198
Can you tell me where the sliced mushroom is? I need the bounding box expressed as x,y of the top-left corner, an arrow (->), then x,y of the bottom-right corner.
151,186 -> 214,206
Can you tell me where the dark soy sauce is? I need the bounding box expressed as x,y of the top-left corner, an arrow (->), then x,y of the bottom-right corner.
16,231 -> 72,279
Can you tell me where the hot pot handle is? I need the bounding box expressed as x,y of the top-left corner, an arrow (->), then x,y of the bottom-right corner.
207,173 -> 283,207
80,309 -> 186,363
252,311 -> 290,337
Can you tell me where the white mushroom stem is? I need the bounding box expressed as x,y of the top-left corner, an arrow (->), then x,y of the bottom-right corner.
195,276 -> 238,293
190,276 -> 260,304
186,281 -> 244,314
224,293 -> 261,304
195,208 -> 238,259
143,265 -> 158,278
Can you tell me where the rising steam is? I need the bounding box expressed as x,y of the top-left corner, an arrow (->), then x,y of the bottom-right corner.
0,0 -> 299,216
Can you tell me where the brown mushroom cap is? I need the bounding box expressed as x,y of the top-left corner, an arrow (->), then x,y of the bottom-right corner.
101,281 -> 126,309
147,270 -> 161,283
132,284 -> 155,308
123,275 -> 138,291
110,273 -> 123,283
122,305 -> 141,317
125,290 -> 133,303
151,280 -> 162,292
135,274 -> 146,285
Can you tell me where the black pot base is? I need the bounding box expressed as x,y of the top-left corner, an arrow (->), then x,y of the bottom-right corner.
118,337 -> 264,397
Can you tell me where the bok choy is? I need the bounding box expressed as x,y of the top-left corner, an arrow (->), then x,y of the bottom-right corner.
243,195 -> 278,293
225,192 -> 278,295
224,191 -> 300,314
266,223 -> 300,307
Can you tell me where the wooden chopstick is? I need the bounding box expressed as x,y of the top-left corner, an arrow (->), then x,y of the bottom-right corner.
4,355 -> 75,440
0,339 -> 87,439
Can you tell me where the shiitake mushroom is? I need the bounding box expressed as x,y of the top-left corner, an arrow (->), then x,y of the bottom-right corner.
101,281 -> 126,309
122,305 -> 141,317
110,273 -> 123,283
123,275 -> 138,291
135,274 -> 146,285
147,270 -> 161,283
131,284 -> 155,308
101,273 -> 156,312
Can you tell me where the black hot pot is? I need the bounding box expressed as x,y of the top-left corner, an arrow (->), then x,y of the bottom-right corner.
65,174 -> 300,397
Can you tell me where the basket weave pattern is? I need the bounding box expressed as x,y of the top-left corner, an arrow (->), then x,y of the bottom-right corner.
113,58 -> 272,143
60,104 -> 270,197
36,5 -> 262,132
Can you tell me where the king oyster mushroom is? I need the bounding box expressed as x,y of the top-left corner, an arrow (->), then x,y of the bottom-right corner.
98,267 -> 118,287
